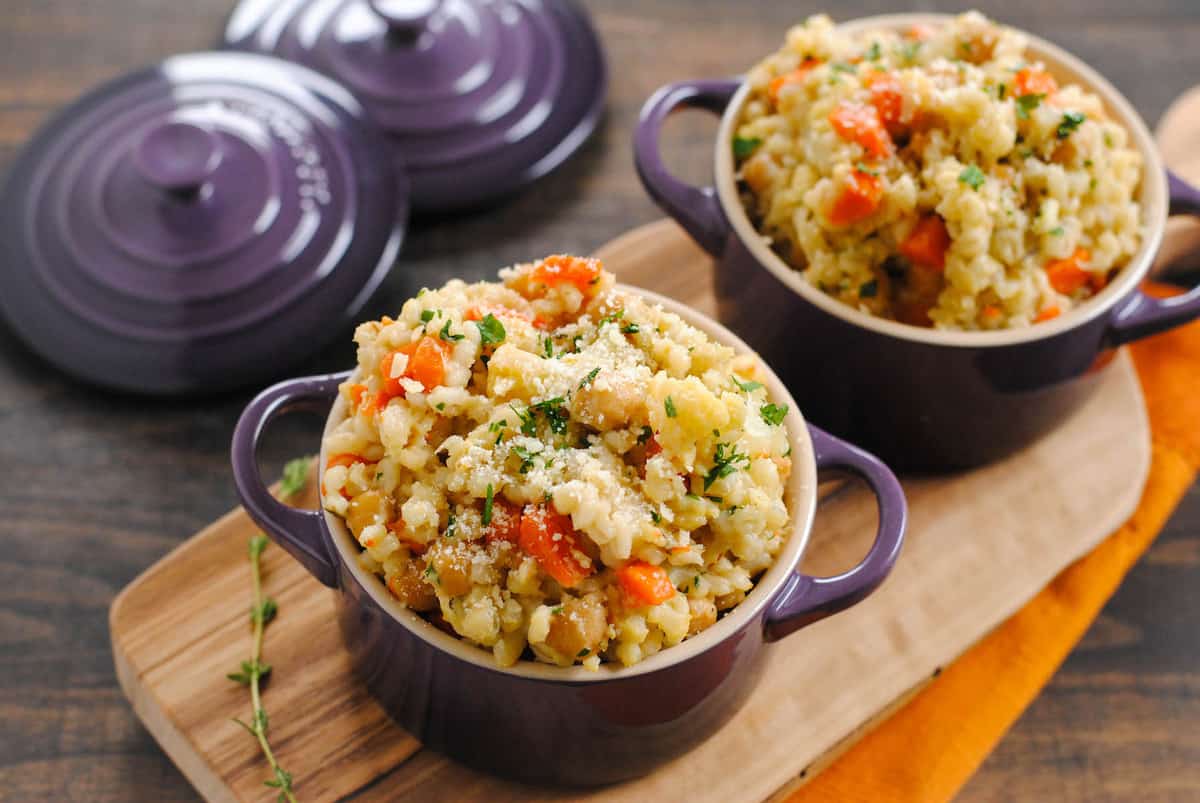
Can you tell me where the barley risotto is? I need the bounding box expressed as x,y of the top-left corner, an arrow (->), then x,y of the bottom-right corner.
320,256 -> 793,669
733,11 -> 1143,330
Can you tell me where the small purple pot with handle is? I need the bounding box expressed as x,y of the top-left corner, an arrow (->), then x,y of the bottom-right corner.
635,13 -> 1200,471
232,288 -> 906,785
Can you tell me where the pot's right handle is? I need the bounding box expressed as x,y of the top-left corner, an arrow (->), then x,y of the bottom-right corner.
634,79 -> 740,257
1108,170 -> 1200,344
231,373 -> 349,589
765,426 -> 907,641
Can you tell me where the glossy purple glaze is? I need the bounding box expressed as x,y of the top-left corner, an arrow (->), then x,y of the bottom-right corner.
0,52 -> 405,395
224,0 -> 607,212
635,78 -> 1200,471
231,370 -> 906,784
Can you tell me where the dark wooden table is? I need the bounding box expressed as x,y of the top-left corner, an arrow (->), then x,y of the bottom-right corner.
1,1 -> 1197,800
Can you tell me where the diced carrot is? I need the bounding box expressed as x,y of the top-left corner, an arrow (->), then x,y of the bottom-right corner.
644,436 -> 663,460
464,304 -> 536,326
617,561 -> 676,606
483,499 -> 522,545
345,382 -> 369,409
326,453 -> 366,470
829,101 -> 893,158
518,505 -> 594,588
530,255 -> 603,296
768,57 -> 822,104
380,336 -> 450,403
669,545 -> 689,554
982,305 -> 1002,321
828,168 -> 884,227
895,299 -> 934,327
899,215 -> 951,271
865,71 -> 905,134
386,519 -> 428,554
906,23 -> 936,41
1034,306 -> 1061,323
1045,247 -> 1091,295
1013,68 -> 1058,100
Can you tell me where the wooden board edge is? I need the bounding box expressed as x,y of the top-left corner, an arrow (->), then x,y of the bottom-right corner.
112,632 -> 237,803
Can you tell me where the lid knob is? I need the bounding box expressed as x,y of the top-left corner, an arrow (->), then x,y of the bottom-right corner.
367,0 -> 443,37
133,120 -> 223,196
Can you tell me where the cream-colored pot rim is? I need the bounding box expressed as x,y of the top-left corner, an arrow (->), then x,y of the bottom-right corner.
713,12 -> 1168,349
319,284 -> 817,682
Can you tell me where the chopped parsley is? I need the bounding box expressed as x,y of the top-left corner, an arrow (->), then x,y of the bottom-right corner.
650,510 -> 662,524
859,279 -> 879,298
423,565 -> 439,583
577,648 -> 591,657
731,375 -> 763,393
435,402 -> 445,411
482,484 -> 494,526
511,445 -> 538,474
551,605 -> 564,615
732,136 -> 763,160
419,309 -> 435,323
621,322 -> 640,335
1083,159 -> 1093,168
444,510 -> 457,539
542,336 -> 554,358
1056,110 -> 1085,139
439,319 -> 464,342
1015,93 -> 1044,120
831,62 -> 856,74
637,425 -> 654,445
896,40 -> 922,64
1049,225 -> 1065,237
530,396 -> 570,435
598,309 -> 625,327
958,40 -> 973,55
996,82 -> 1007,100
510,403 -> 537,436
865,41 -> 881,61
703,442 -> 750,490
474,314 -> 506,345
959,164 -> 986,191
760,403 -> 788,426
579,367 -> 600,389
855,162 -> 879,177
664,396 -> 677,418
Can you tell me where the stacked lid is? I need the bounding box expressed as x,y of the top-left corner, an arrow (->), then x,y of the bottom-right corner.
0,0 -> 606,395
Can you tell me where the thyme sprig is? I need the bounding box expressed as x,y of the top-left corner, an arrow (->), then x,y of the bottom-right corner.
229,456 -> 310,802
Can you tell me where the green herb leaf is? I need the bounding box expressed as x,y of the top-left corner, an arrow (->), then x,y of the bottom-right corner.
760,403 -> 788,426
703,442 -> 751,490
996,82 -> 1007,100
530,396 -> 570,435
732,136 -> 763,160
1056,110 -> 1085,139
579,367 -> 600,389
831,62 -> 856,74
510,402 -> 537,436
1015,92 -> 1044,120
474,313 -> 506,346
664,396 -> 677,418
551,605 -> 564,615
444,510 -> 458,539
577,648 -> 591,657
621,322 -> 640,334
637,425 -> 654,445
482,484 -> 494,527
420,309 -> 435,323
896,40 -> 922,64
248,533 -> 269,559
855,162 -> 879,177
1049,225 -> 1065,237
731,375 -> 763,393
958,164 -> 986,190
439,319 -> 464,342
650,510 -> 662,524
279,457 -> 311,500
865,41 -> 881,61
251,598 -> 278,626
859,279 -> 879,298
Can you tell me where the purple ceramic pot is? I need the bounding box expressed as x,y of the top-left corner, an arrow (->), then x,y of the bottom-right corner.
635,14 -> 1200,471
231,288 -> 906,785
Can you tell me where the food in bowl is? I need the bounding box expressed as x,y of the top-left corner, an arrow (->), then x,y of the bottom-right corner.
732,11 -> 1144,330
319,256 -> 793,669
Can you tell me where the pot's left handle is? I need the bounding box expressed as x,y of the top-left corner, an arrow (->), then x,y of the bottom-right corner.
765,426 -> 907,641
634,79 -> 740,257
231,373 -> 350,589
1109,170 -> 1200,344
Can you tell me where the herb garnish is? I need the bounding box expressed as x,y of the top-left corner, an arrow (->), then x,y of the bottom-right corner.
1056,111 -> 1085,139
859,279 -> 879,298
664,396 -> 677,418
760,403 -> 788,426
731,375 -> 763,393
439,320 -> 464,342
621,323 -> 640,335
512,445 -> 538,474
1015,93 -> 1044,120
475,314 -> 506,346
577,648 -> 591,657
865,41 -> 881,61
530,396 -> 569,435
229,457 -> 309,803
510,403 -> 537,436
959,165 -> 986,190
579,367 -> 600,389
896,40 -> 922,64
482,484 -> 494,526
703,442 -> 750,490
542,335 -> 555,358
733,136 -> 763,160
637,425 -> 654,445
444,510 -> 458,539
1049,225 -> 1065,237
855,162 -> 880,177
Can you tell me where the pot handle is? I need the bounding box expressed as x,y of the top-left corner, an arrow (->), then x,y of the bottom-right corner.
634,79 -> 740,257
764,426 -> 907,641
230,372 -> 349,589
1108,170 -> 1200,344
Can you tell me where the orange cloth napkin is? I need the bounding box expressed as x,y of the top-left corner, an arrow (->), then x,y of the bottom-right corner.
793,282 -> 1200,802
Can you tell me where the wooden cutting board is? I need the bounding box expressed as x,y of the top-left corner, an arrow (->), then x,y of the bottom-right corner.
110,221 -> 1151,802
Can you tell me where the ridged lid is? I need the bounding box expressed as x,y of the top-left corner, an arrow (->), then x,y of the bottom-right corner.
0,52 -> 405,394
225,0 -> 607,211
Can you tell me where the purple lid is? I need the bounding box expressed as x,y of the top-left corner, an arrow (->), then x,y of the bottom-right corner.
0,52 -> 406,395
224,0 -> 607,212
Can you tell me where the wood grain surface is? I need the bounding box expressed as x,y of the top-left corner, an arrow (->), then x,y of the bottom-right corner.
107,220 -> 1150,802
1,2 -> 1199,801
